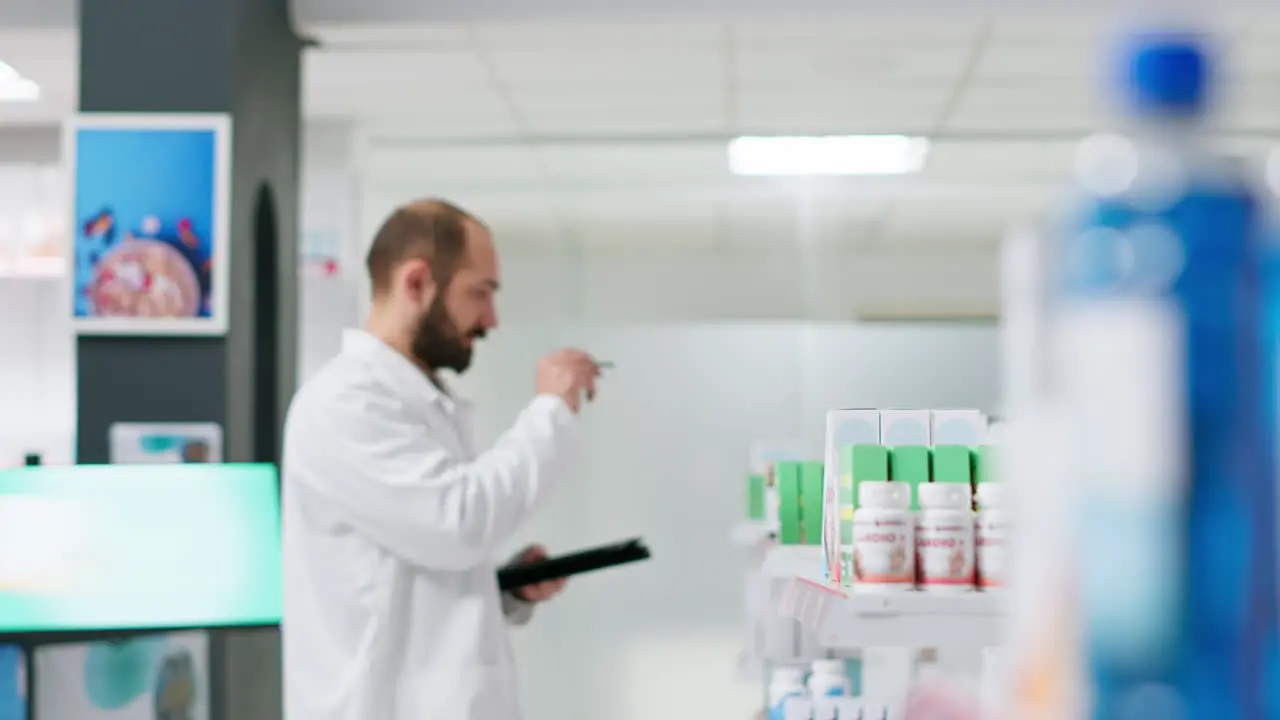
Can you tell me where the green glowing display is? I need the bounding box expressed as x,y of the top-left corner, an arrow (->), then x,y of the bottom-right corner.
0,463 -> 281,634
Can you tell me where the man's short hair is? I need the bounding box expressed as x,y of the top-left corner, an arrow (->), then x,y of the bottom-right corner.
365,198 -> 482,295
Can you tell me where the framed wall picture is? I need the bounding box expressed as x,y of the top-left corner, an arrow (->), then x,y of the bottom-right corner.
66,114 -> 232,335
34,632 -> 208,720
107,423 -> 223,464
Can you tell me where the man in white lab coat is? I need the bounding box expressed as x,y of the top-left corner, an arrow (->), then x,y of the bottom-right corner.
281,198 -> 601,720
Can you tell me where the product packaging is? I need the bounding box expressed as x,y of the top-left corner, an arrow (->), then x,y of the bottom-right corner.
747,473 -> 766,520
916,482 -> 975,593
777,461 -> 803,545
750,441 -> 807,538
852,481 -> 914,591
1055,31 -> 1278,716
801,461 -> 825,545
820,410 -> 880,583
888,445 -> 929,512
975,482 -> 1008,589
836,445 -> 890,586
929,409 -> 989,446
879,409 -> 931,447
931,446 -> 972,488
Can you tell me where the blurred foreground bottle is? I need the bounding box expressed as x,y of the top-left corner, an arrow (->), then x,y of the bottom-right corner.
1047,29 -> 1279,720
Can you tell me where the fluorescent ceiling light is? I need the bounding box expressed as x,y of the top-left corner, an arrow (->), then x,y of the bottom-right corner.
728,135 -> 930,176
0,60 -> 39,102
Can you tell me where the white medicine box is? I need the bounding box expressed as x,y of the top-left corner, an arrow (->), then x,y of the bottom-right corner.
750,440 -> 807,535
879,409 -> 932,446
930,409 -> 989,446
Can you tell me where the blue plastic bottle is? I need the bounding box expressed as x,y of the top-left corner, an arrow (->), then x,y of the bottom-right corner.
1054,30 -> 1278,719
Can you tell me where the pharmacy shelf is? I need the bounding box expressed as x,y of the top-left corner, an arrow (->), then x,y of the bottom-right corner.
761,544 -> 823,578
778,576 -> 1006,650
730,520 -> 774,547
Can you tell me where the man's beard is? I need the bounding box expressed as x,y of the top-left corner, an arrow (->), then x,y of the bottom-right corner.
410,296 -> 485,374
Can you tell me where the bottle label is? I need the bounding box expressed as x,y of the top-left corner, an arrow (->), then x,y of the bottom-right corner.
824,482 -> 841,585
976,514 -> 1009,587
852,515 -> 913,584
768,692 -> 804,720
917,514 -> 975,586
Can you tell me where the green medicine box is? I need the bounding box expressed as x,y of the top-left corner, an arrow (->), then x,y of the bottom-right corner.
843,444 -> 890,509
889,445 -> 930,511
974,445 -> 997,484
932,445 -> 973,485
747,473 -> 766,520
776,461 -> 803,545
800,461 -> 825,545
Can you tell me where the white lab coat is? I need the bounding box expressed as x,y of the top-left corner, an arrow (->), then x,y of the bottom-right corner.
281,329 -> 578,720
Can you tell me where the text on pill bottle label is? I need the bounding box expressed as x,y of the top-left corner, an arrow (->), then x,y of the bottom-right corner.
852,516 -> 913,584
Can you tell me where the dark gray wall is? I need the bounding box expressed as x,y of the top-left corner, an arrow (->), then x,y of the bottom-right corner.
76,0 -> 301,718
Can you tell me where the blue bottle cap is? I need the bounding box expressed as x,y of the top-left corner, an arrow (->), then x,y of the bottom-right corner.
1121,32 -> 1210,117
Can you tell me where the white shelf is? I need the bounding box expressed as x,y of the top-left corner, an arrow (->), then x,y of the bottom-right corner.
730,520 -> 773,547
760,544 -> 822,577
779,575 -> 1007,650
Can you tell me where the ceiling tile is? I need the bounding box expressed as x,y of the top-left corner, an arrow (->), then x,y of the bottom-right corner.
537,142 -> 729,181
489,49 -> 722,92
943,81 -> 1098,132
511,90 -> 722,115
312,91 -> 517,133
307,23 -> 475,50
304,49 -> 493,92
922,140 -> 1075,182
975,40 -> 1105,81
735,44 -> 968,89
473,22 -> 723,50
521,104 -> 726,136
732,18 -> 984,43
735,88 -> 944,134
362,144 -> 542,185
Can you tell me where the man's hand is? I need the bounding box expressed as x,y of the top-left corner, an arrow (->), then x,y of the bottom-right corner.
510,544 -> 567,603
536,349 -> 602,413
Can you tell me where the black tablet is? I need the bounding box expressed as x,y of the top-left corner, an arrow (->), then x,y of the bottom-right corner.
498,537 -> 651,591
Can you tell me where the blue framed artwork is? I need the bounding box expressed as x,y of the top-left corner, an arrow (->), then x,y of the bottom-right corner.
0,645 -> 23,720
66,114 -> 232,335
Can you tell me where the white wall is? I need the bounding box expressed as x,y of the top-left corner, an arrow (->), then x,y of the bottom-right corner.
0,278 -> 73,465
0,156 -> 73,466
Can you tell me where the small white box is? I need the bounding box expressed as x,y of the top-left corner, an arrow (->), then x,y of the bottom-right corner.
879,408 -> 932,446
821,409 -> 881,585
930,408 -> 989,446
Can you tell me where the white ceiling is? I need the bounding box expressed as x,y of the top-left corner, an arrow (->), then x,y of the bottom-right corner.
315,16 -> 1280,251
5,15 -> 1280,254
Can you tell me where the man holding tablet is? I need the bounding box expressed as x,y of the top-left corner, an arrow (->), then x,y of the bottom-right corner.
281,198 -> 600,720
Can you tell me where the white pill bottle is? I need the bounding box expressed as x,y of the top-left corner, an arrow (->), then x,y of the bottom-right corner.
767,666 -> 808,720
916,482 -> 975,593
851,481 -> 915,591
975,482 -> 1009,589
807,659 -> 852,699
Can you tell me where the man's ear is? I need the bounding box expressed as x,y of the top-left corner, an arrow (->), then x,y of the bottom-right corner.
399,258 -> 436,303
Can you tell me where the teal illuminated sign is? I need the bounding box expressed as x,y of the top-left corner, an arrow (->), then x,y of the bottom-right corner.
0,463 -> 281,634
